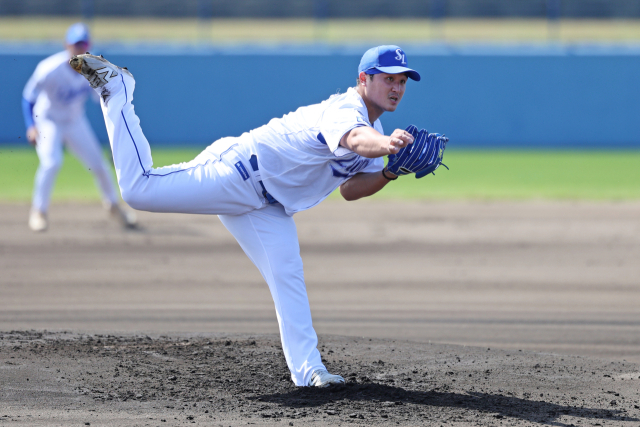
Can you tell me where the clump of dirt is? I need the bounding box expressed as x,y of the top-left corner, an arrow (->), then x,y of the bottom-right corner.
2,330 -> 640,426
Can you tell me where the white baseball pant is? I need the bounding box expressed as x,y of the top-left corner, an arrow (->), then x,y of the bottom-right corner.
98,72 -> 325,386
32,115 -> 119,213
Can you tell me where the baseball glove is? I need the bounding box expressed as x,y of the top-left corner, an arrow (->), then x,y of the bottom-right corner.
386,125 -> 449,179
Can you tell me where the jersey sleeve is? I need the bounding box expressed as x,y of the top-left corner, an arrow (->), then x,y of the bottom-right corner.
22,65 -> 47,130
22,97 -> 35,130
319,103 -> 369,153
22,64 -> 45,104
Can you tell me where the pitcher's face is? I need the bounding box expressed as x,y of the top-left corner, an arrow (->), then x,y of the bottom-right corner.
364,72 -> 407,113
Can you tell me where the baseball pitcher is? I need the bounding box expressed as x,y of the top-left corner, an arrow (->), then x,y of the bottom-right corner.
68,45 -> 447,387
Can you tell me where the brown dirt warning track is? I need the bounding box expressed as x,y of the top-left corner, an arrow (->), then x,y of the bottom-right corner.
1,200 -> 639,426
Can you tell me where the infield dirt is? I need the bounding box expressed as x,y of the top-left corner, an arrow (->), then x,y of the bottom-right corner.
1,201 -> 639,426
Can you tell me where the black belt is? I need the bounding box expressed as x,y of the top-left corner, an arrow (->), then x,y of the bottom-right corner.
249,155 -> 279,205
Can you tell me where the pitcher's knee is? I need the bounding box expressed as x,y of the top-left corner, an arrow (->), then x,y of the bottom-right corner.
120,188 -> 146,211
120,182 -> 165,212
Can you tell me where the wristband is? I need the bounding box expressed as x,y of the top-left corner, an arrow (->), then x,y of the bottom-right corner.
382,168 -> 398,181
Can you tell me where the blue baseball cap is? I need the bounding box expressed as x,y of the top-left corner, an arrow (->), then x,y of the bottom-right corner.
65,23 -> 90,45
358,45 -> 421,81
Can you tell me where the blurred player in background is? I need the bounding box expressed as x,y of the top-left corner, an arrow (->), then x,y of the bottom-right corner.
21,22 -> 137,232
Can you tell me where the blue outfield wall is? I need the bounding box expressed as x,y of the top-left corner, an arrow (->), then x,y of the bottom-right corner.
1,45 -> 640,148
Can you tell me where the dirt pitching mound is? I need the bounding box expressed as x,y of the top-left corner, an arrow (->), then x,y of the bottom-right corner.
2,330 -> 639,426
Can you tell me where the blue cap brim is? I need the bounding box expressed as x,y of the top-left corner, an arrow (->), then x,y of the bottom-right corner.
367,66 -> 421,82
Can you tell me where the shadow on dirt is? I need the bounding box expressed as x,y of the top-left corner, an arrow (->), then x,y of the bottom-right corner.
256,383 -> 637,426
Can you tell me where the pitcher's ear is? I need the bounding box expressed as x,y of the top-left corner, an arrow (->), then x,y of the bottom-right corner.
358,71 -> 368,86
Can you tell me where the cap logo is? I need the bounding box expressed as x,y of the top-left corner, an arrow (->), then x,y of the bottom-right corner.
395,49 -> 406,65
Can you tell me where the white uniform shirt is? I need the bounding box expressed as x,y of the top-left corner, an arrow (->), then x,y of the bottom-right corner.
23,51 -> 94,124
250,87 -> 385,215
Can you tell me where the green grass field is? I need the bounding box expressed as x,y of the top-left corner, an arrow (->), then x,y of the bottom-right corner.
1,146 -> 638,203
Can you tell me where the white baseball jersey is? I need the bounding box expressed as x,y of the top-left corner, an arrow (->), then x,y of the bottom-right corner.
23,50 -> 94,124
249,87 -> 385,215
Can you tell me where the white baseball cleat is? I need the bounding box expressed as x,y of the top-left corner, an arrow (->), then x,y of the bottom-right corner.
110,204 -> 138,229
69,53 -> 133,89
28,210 -> 48,232
309,369 -> 345,388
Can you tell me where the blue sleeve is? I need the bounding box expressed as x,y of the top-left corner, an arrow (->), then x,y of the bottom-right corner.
22,97 -> 35,130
